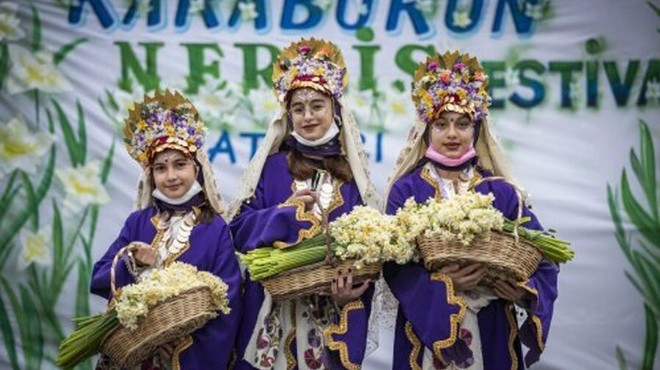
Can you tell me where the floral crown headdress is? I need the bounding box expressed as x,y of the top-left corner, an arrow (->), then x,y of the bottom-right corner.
411,51 -> 490,124
123,90 -> 206,166
272,38 -> 348,104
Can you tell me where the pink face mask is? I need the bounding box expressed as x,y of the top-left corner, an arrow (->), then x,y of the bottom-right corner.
425,145 -> 476,168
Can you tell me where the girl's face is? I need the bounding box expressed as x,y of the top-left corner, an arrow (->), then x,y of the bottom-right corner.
289,88 -> 334,141
429,111 -> 475,158
151,149 -> 197,199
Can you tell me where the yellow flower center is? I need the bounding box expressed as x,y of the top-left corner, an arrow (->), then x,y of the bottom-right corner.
0,22 -> 12,36
23,234 -> 47,263
390,101 -> 406,114
71,177 -> 98,196
262,100 -> 277,111
2,140 -> 37,159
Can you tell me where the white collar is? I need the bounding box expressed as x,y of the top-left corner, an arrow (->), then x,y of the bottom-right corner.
152,181 -> 203,205
290,122 -> 340,147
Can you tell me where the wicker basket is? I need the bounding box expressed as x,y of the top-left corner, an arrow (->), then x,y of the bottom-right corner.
100,246 -> 218,368
261,259 -> 381,301
417,176 -> 542,286
417,231 -> 542,285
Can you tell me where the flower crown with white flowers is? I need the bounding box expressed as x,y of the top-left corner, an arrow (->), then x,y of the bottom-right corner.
123,90 -> 206,166
411,51 -> 490,124
272,38 -> 348,104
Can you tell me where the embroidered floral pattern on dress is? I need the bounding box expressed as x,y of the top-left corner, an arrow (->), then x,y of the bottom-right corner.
255,306 -> 283,369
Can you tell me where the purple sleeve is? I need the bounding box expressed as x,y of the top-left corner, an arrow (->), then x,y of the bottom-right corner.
180,221 -> 243,369
230,176 -> 320,252
90,212 -> 141,300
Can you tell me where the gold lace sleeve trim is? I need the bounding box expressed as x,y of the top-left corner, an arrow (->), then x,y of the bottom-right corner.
171,335 -> 194,370
272,198 -> 321,249
404,321 -> 423,370
504,304 -> 519,370
323,300 -> 363,370
517,281 -> 545,352
420,164 -> 443,201
428,272 -> 468,358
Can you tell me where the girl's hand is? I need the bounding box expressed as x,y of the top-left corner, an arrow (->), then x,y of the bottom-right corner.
290,189 -> 319,211
130,241 -> 158,267
439,263 -> 488,292
493,278 -> 530,303
331,268 -> 370,307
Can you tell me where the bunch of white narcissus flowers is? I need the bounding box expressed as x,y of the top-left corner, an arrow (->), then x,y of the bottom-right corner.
330,206 -> 401,269
115,262 -> 230,330
417,192 -> 505,246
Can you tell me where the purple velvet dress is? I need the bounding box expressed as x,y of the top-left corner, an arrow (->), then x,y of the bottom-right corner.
384,164 -> 558,370
91,207 -> 242,369
230,152 -> 374,370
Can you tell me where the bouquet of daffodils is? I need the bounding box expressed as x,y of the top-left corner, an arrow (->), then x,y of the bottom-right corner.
240,206 -> 418,280
402,192 -> 574,264
56,262 -> 230,369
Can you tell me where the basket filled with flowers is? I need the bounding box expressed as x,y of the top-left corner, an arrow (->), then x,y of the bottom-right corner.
56,245 -> 231,369
240,206 -> 417,301
405,178 -> 574,285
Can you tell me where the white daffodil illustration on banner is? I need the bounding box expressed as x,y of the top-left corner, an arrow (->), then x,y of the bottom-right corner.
312,0 -> 332,11
246,86 -> 279,128
380,88 -> 416,132
0,2 -> 25,42
56,161 -> 111,213
452,9 -> 472,28
17,226 -> 52,270
106,86 -> 146,131
239,1 -> 258,21
193,80 -> 243,131
6,44 -> 73,94
345,85 -> 377,128
646,78 -> 660,104
0,116 -> 55,180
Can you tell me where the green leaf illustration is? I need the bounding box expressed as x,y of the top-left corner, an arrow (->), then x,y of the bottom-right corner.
0,43 -> 9,90
0,170 -> 20,224
30,4 -> 41,52
53,37 -> 87,66
0,295 -> 20,370
20,172 -> 39,231
20,285 -> 43,370
51,100 -> 85,167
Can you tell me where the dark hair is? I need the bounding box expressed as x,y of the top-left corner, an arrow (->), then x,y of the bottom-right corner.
286,149 -> 353,182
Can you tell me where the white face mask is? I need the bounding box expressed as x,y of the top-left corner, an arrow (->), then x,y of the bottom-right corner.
290,121 -> 340,147
152,180 -> 203,205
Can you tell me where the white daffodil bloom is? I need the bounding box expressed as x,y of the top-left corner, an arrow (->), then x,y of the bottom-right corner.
6,45 -> 73,94
504,67 -> 521,89
525,3 -> 544,20
18,226 -> 51,270
312,0 -> 332,10
194,82 -> 243,131
380,88 -> 416,132
414,0 -> 433,14
0,116 -> 55,179
345,86 -> 377,127
452,9 -> 472,28
246,86 -> 279,128
56,161 -> 111,212
238,1 -> 258,21
646,79 -> 660,103
0,2 -> 25,42
110,86 -> 145,123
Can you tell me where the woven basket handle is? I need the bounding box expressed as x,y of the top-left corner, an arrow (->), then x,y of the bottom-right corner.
472,176 -> 526,244
110,244 -> 141,299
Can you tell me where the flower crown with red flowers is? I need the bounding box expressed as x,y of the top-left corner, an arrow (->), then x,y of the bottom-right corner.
272,38 -> 347,104
123,90 -> 206,166
411,51 -> 490,124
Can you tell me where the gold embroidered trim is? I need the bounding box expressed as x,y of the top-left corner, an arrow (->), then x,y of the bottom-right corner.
272,198 -> 321,249
323,300 -> 363,370
326,179 -> 346,217
404,321 -> 423,370
150,212 -> 193,266
428,272 -> 467,358
171,335 -> 193,370
467,170 -> 483,191
285,304 -> 297,370
420,164 -> 443,201
517,281 -> 545,352
504,304 -> 518,370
